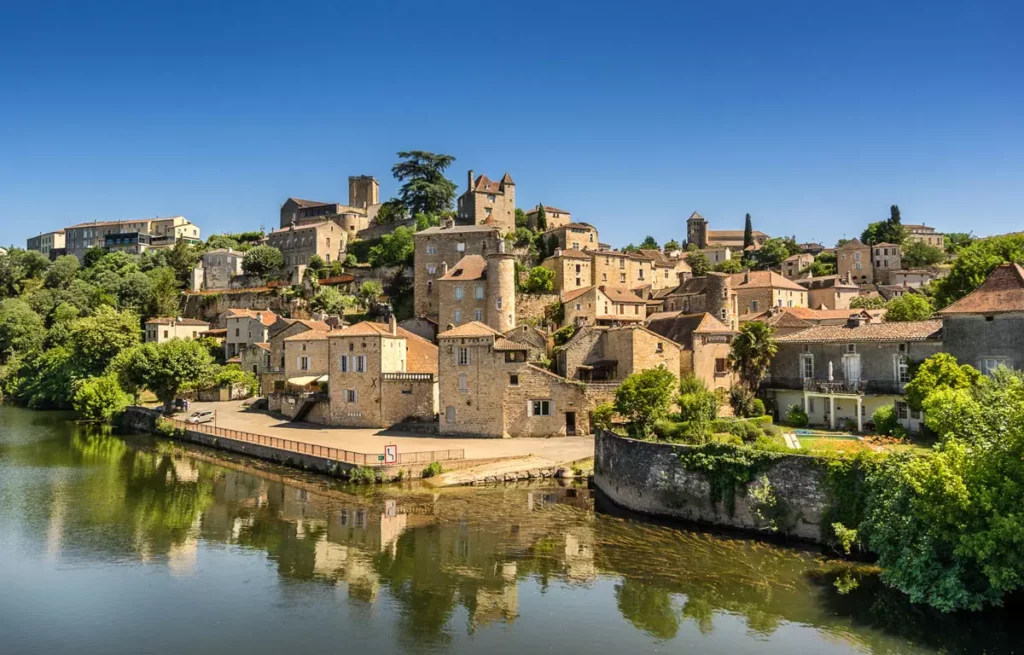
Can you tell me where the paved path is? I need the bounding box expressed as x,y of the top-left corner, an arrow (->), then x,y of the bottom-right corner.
169,400 -> 595,463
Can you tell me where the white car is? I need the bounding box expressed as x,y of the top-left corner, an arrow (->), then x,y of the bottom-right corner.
185,410 -> 215,425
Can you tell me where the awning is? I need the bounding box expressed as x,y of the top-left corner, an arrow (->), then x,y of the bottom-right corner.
287,374 -> 328,387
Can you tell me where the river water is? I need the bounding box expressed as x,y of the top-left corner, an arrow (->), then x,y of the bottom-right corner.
0,406 -> 1018,654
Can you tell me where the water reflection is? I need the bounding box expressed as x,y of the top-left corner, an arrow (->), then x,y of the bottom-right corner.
0,407 -> 1019,654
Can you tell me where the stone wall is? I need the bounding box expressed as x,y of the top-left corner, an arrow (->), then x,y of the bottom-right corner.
594,429 -> 828,542
380,376 -> 438,425
182,289 -> 288,322
515,292 -> 559,326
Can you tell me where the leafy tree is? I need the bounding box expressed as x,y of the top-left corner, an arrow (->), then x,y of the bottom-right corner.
391,151 -> 458,215
0,298 -> 45,362
83,247 -> 107,268
884,294 -> 933,322
116,271 -> 154,317
639,236 -> 659,250
903,352 -> 981,411
67,306 -> 142,378
375,198 -> 409,225
205,234 -> 241,251
713,258 -> 743,274
521,266 -> 554,293
614,367 -> 678,439
73,374 -> 131,422
678,386 -> 719,439
932,233 -> 1024,307
368,226 -> 415,268
685,251 -> 710,276
591,402 -> 616,431
686,242 -> 699,252
357,280 -> 384,310
849,295 -> 887,309
0,249 -> 50,297
414,211 -> 442,232
621,243 -> 639,254
147,266 -> 180,318
861,205 -> 907,246
615,578 -> 680,640
307,254 -> 326,275
535,204 -> 547,231
242,245 -> 284,277
804,251 -> 837,277
44,255 -> 79,289
514,208 -> 529,228
343,253 -> 358,268
728,321 -> 777,390
310,286 -> 356,315
165,241 -> 202,284
511,227 -> 535,248
13,346 -> 75,408
663,239 -> 680,252
751,237 -> 799,270
132,339 -> 214,413
902,240 -> 945,268
945,232 -> 975,255
743,213 -> 753,249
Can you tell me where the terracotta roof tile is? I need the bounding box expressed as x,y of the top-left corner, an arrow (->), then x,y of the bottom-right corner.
562,286 -> 595,303
493,338 -> 529,351
599,286 -> 646,303
526,205 -> 569,215
226,309 -> 279,325
548,248 -> 591,260
437,321 -> 504,338
936,263 -> 1024,315
774,320 -> 942,343
439,254 -> 487,281
731,270 -> 807,292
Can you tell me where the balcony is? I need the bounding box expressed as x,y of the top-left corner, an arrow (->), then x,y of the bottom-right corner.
766,377 -> 906,396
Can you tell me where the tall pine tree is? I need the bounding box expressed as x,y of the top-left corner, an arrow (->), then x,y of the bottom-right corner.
743,213 -> 753,249
536,204 -> 547,231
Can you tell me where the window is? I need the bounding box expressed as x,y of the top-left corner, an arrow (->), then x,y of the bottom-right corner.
453,310 -> 461,324
426,243 -> 437,255
620,273 -> 626,283
475,285 -> 484,299
456,242 -> 466,252
751,300 -> 759,312
235,328 -> 240,337
485,207 -> 492,217
474,309 -> 483,322
575,277 -> 581,286
496,297 -> 502,310
656,342 -> 664,353
715,358 -> 728,374
445,406 -> 456,423
602,273 -> 607,281
509,374 -> 519,386
845,344 -> 857,354
980,358 -> 1012,376
575,303 -> 582,311
426,264 -> 436,275
808,397 -> 815,413
530,400 -> 552,416
299,356 -> 310,371
458,347 -> 470,365
800,353 -> 814,380
895,401 -> 909,420
355,355 -> 366,373
719,308 -> 727,321
345,389 -> 357,403
454,286 -> 464,300
895,355 -> 909,384
458,373 -> 468,393
163,330 -> 168,339
487,194 -> 496,203
575,264 -> 581,274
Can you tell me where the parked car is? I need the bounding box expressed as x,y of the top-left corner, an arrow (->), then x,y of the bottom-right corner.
185,410 -> 215,425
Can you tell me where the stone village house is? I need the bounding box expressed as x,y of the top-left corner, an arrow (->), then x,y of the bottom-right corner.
644,312 -> 737,391
435,246 -> 516,333
456,170 -> 516,235
525,204 -> 572,231
562,286 -> 647,328
413,220 -> 501,321
225,309 -> 283,361
555,324 -> 682,383
144,317 -> 211,343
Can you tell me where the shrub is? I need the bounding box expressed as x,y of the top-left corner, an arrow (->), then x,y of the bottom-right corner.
615,368 -> 678,438
591,402 -> 616,431
677,389 -> 719,438
753,434 -> 790,452
727,420 -> 763,443
349,467 -> 378,484
762,424 -> 782,438
155,417 -> 176,437
552,324 -> 576,346
871,404 -> 906,437
750,398 -> 766,417
786,404 -> 809,427
749,415 -> 773,427
678,374 -> 706,396
653,419 -> 709,445
72,374 -> 131,423
729,385 -> 760,418
422,461 -> 443,478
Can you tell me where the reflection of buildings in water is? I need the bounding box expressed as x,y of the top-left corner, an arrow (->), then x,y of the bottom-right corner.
314,537 -> 381,602
167,515 -> 202,577
171,457 -> 199,483
471,562 -> 519,630
46,473 -> 70,562
527,487 -> 594,512
563,526 -> 596,582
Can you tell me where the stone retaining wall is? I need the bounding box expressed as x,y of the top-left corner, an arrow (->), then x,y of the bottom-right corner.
594,429 -> 828,542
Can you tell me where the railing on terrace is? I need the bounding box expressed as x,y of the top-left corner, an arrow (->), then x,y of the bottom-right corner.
766,377 -> 906,395
382,372 -> 436,382
169,419 -> 464,467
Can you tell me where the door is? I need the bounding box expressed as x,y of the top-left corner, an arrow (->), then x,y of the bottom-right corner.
565,412 -> 576,436
842,354 -> 861,388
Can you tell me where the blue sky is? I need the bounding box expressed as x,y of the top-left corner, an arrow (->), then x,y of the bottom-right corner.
1,0 -> 1021,249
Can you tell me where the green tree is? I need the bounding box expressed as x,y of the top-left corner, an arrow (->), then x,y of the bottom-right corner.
66,306 -> 142,377
752,237 -> 798,270
165,240 -> 201,284
728,321 -> 777,390
83,247 -> 107,268
862,205 -> 907,246
391,151 -> 458,215
536,204 -> 547,231
414,212 -> 442,232
0,298 -> 45,362
805,251 -> 837,277
44,255 -> 79,289
0,249 -> 50,297
307,254 -> 326,275
685,251 -> 710,276
884,294 -> 933,322
242,245 -> 284,277
713,258 -> 743,274
639,235 -> 659,250
368,226 -> 415,268
514,207 -> 529,228
663,239 -> 680,252
116,271 -> 154,317
205,234 -> 241,251
73,374 -> 131,422
677,381 -> 719,439
902,240 -> 945,268
146,266 -> 180,318
135,339 -> 215,414
932,233 -> 1024,307
849,295 -> 887,309
357,280 -> 384,310
375,198 -> 409,225
945,232 -> 975,255
521,266 -> 554,293
615,578 -> 680,640
743,213 -> 754,249
310,286 -> 356,315
903,352 -> 981,411
614,368 -> 678,438
621,243 -> 639,253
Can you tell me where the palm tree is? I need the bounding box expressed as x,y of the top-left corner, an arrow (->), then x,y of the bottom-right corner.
728,322 -> 778,390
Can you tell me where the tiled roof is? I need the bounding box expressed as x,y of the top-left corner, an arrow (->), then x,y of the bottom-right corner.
253,342 -> 270,351
838,238 -> 868,250
775,320 -> 943,343
326,321 -> 438,374
493,338 -> 529,351
331,321 -> 397,337
440,254 -> 487,281
595,314 -> 644,322
667,277 -> 708,296
415,224 -> 500,236
286,197 -> 332,208
873,242 -> 899,248
936,263 -> 1024,315
562,286 -> 595,303
471,173 -> 511,194
526,205 -> 569,215
688,211 -> 704,220
646,312 -> 733,347
708,229 -> 768,238
549,248 -> 590,260
438,321 -> 504,338
145,317 -> 210,326
732,271 -> 807,292
545,222 -> 595,232
599,286 -> 646,303
269,223 -> 331,234
284,331 -> 331,341
786,307 -> 871,321
66,217 -> 186,230
226,309 -> 279,325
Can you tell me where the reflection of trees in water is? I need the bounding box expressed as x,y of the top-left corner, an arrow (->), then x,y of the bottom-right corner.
615,577 -> 680,640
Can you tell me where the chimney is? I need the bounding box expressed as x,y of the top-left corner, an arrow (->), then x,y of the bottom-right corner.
554,247 -> 562,257
467,169 -> 474,192
441,261 -> 449,275
389,313 -> 397,336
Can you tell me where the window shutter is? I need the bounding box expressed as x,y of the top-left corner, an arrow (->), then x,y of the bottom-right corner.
526,401 -> 533,417
296,356 -> 301,369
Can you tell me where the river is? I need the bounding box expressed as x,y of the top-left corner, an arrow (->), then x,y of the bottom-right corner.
0,406 -> 1018,654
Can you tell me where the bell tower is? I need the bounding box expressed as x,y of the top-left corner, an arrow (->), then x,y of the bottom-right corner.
686,211 -> 708,249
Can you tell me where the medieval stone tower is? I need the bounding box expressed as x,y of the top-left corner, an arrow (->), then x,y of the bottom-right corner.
704,271 -> 737,329
486,240 -> 517,332
348,175 -> 379,210
686,211 -> 708,249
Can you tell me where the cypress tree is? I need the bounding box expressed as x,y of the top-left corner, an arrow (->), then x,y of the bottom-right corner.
536,204 -> 547,232
743,213 -> 753,249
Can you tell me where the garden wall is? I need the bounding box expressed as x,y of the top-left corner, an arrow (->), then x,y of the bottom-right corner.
594,429 -> 829,542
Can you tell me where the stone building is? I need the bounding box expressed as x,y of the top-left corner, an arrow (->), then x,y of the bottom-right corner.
64,216 -> 201,261
686,211 -> 769,249
456,170 -> 516,235
794,275 -> 860,310
937,262 -> 1024,375
327,318 -> 438,428
437,322 -> 591,438
266,221 -> 348,284
562,286 -> 647,327
731,270 -> 808,315
26,230 -> 66,260
261,319 -> 331,393
645,312 -> 736,391
225,309 -> 282,360
283,330 -> 331,383
240,342 -> 271,378
638,250 -> 692,290
661,273 -> 739,328
436,247 -> 516,332
542,223 -> 598,252
555,324 -> 681,382
280,176 -> 380,233
872,243 -> 902,284
837,238 -> 872,285
739,307 -> 882,337
903,224 -> 945,250
503,325 -> 551,363
781,253 -> 814,279
525,205 -> 571,231
413,220 -> 501,320
144,317 -> 211,343
196,248 -> 244,291
890,269 -> 941,288
589,249 -> 655,288
765,317 -> 943,432
541,249 -> 592,295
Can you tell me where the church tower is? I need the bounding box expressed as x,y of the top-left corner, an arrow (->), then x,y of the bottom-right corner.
686,211 -> 708,249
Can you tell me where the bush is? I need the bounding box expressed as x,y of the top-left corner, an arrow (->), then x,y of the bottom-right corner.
591,402 -> 616,431
762,424 -> 782,438
749,415 -> 773,427
72,375 -> 131,423
155,417 -> 177,437
521,266 -> 555,293
786,404 -> 809,427
871,404 -> 906,437
349,467 -> 378,484
727,420 -> 763,443
750,398 -> 766,417
678,389 -> 719,438
678,375 -> 706,396
753,434 -> 790,453
653,419 -> 709,445
552,324 -> 576,346
729,385 -> 760,418
422,461 -> 443,478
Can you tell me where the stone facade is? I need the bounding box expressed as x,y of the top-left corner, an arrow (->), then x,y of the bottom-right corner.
904,224 -> 945,250
144,317 -> 211,343
266,221 -> 348,284
525,205 -> 571,231
283,332 -> 331,381
413,221 -> 501,320
225,309 -> 280,360
732,271 -> 808,315
541,249 -> 592,295
64,216 -> 200,261
279,196 -> 370,236
589,249 -> 655,288
795,276 -> 859,310
456,170 -> 516,235
503,325 -> 550,362
556,325 -> 681,382
645,312 -> 736,391
198,248 -> 243,290
436,246 -> 516,332
872,243 -> 902,284
685,211 -> 769,250
542,223 -> 598,251
26,230 -> 66,260
562,286 -> 646,328
240,342 -> 271,379
781,253 -> 814,279
837,238 -> 872,285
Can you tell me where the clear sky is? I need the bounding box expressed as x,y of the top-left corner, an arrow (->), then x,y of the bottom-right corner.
1,0 -> 1021,249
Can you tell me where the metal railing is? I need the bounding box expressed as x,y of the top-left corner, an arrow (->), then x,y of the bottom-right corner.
766,377 -> 906,395
382,372 -> 436,381
170,419 -> 464,467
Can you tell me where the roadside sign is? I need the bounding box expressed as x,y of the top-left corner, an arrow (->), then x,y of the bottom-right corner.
378,455 -> 384,462
384,445 -> 398,465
